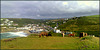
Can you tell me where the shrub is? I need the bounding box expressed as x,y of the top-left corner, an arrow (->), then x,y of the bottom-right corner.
48,31 -> 62,37
81,36 -> 92,40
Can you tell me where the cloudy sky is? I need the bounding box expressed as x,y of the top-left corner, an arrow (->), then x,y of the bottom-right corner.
1,1 -> 99,19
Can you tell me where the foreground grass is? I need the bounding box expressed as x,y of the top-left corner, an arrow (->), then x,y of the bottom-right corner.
1,37 -> 99,49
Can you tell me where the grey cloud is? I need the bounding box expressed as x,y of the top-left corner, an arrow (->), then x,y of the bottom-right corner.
1,1 -> 99,19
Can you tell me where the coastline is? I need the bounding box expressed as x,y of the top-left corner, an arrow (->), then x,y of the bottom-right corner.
0,29 -> 40,40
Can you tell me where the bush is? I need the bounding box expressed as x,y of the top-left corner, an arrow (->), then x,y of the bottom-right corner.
48,31 -> 62,37
81,36 -> 92,40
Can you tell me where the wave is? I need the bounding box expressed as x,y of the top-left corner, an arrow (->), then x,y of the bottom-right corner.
9,31 -> 28,37
1,31 -> 28,39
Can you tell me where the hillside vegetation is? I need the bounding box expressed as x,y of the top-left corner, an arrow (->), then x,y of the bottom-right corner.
58,15 -> 99,31
45,15 -> 99,36
58,15 -> 99,36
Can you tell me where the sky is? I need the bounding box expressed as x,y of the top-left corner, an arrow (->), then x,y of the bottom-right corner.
1,1 -> 99,19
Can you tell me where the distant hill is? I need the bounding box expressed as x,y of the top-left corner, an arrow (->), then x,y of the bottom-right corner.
3,18 -> 46,26
57,15 -> 99,36
58,15 -> 99,31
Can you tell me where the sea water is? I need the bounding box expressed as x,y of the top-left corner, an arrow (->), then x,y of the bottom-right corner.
0,31 -> 28,39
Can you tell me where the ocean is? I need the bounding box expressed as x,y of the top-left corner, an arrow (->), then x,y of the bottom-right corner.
0,31 -> 28,39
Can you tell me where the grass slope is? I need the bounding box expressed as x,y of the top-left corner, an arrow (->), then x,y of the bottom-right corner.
57,15 -> 99,36
1,37 -> 99,49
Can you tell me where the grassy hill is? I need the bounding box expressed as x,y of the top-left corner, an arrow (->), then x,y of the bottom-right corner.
1,36 -> 99,49
58,15 -> 99,31
45,15 -> 99,36
57,15 -> 99,36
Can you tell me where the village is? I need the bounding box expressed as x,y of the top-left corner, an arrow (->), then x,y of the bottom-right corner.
0,19 -> 61,34
1,1 -> 99,49
1,19 -> 49,33
1,18 -> 95,38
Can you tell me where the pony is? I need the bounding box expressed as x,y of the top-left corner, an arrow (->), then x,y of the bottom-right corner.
68,34 -> 75,37
39,32 -> 48,38
79,32 -> 87,38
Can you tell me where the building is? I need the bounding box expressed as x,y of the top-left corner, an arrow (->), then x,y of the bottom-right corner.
0,24 -> 4,26
54,29 -> 61,33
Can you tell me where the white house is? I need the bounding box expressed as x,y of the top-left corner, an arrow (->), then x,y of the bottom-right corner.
56,29 -> 61,33
1,19 -> 3,20
54,29 -> 61,33
10,21 -> 13,23
46,22 -> 48,23
0,24 -> 4,26
7,23 -> 11,26
5,19 -> 9,21
63,21 -> 66,23
36,29 -> 43,32
9,27 -> 16,28
54,27 -> 57,29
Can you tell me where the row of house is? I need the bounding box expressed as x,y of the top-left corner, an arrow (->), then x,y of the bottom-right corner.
0,19 -> 18,26
16,24 -> 51,33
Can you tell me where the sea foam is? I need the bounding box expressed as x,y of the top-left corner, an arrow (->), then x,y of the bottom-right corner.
1,31 -> 28,39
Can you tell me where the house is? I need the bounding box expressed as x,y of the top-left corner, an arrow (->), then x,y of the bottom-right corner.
63,21 -> 66,23
2,27 -> 7,28
56,29 -> 61,33
1,19 -> 3,20
54,29 -> 61,33
5,19 -> 9,21
7,24 -> 11,26
36,29 -> 44,32
64,18 -> 68,20
10,21 -> 13,23
54,27 -> 57,29
46,22 -> 48,23
29,28 -> 44,33
9,27 -> 16,28
13,24 -> 18,26
17,27 -> 31,30
0,24 -> 4,26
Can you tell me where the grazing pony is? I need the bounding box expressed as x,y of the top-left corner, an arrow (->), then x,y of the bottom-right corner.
68,34 -> 75,37
79,32 -> 87,38
39,32 -> 48,38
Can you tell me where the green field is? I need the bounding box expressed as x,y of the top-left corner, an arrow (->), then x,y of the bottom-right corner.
1,36 -> 99,49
